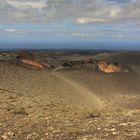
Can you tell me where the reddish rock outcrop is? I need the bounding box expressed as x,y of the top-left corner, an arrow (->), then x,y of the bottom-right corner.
21,59 -> 43,69
96,60 -> 131,73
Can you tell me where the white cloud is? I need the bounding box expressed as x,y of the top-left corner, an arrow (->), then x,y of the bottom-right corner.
4,28 -> 17,32
0,0 -> 139,24
0,0 -> 140,40
7,0 -> 46,10
77,18 -> 107,24
44,0 -> 140,24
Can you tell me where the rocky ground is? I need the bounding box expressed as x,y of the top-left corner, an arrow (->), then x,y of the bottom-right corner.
0,91 -> 140,140
0,50 -> 140,140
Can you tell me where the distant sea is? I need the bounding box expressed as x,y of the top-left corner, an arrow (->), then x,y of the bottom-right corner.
0,40 -> 140,51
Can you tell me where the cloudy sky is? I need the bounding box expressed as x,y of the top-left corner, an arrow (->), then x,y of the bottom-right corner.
0,0 -> 140,49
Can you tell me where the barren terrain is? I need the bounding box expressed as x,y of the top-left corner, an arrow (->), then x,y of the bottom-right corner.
0,50 -> 140,140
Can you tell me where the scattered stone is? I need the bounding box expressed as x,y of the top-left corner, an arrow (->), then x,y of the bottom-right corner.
119,123 -> 128,126
128,122 -> 138,126
45,133 -> 49,136
26,132 -> 38,140
7,131 -> 15,136
97,127 -> 101,130
126,110 -> 140,116
111,128 -> 116,132
133,132 -> 137,136
1,134 -> 8,140
126,111 -> 135,116
112,132 -> 118,135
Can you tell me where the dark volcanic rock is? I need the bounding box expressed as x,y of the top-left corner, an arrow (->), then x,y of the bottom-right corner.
62,60 -> 85,69
17,50 -> 35,59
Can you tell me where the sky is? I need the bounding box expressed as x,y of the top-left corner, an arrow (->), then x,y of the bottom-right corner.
0,0 -> 140,50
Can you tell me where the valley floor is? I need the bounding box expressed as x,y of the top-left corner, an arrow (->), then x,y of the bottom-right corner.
0,51 -> 140,140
